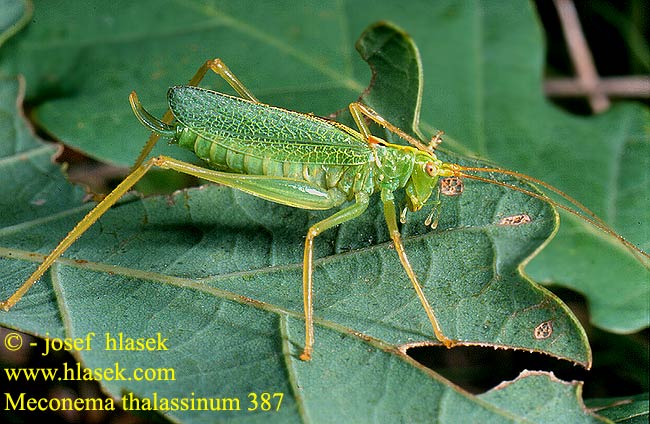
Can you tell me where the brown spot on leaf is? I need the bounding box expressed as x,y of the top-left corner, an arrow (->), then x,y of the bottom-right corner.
499,213 -> 532,226
534,320 -> 553,339
440,176 -> 464,196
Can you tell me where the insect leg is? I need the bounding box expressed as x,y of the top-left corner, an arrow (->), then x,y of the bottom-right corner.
203,58 -> 259,102
146,157 -> 347,211
131,59 -> 259,171
380,188 -> 455,348
127,156 -> 368,360
300,192 -> 370,360
1,160 -> 156,311
348,102 -> 373,141
1,155 -> 346,312
349,102 -> 430,152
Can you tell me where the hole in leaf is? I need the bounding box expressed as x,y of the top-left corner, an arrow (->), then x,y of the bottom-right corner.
406,345 -> 588,394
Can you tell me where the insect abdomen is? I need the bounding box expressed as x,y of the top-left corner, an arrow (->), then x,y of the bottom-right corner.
176,128 -> 371,199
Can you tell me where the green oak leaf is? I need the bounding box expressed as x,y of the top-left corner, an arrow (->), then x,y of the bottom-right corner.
0,74 -> 586,423
478,371 -> 608,423
1,2 -> 648,423
586,394 -> 649,424
1,1 -> 646,334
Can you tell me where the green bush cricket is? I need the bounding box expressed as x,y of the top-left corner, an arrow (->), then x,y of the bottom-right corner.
2,58 -> 648,361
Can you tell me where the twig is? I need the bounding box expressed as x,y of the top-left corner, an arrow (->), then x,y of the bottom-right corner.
553,0 -> 610,112
545,75 -> 650,98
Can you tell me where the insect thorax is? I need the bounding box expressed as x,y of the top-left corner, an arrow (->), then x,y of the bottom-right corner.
377,147 -> 440,212
372,146 -> 417,191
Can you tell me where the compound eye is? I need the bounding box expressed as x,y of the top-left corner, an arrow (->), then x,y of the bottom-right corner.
424,162 -> 438,177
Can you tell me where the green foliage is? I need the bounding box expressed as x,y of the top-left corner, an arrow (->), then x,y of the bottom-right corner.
0,1 -> 648,423
479,371 -> 606,424
0,73 -> 596,423
586,393 -> 650,424
1,1 -> 646,333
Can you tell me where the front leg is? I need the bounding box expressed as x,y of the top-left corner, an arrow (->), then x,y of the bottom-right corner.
349,102 -> 431,152
380,188 -> 454,348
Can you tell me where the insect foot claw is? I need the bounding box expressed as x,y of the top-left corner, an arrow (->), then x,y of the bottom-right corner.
299,350 -> 313,361
439,337 -> 456,349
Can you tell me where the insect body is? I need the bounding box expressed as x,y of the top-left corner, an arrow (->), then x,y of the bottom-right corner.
2,59 -> 648,361
162,85 -> 428,214
131,83 -> 458,361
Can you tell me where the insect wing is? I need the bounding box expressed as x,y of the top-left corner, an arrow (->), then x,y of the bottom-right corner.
168,86 -> 371,166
